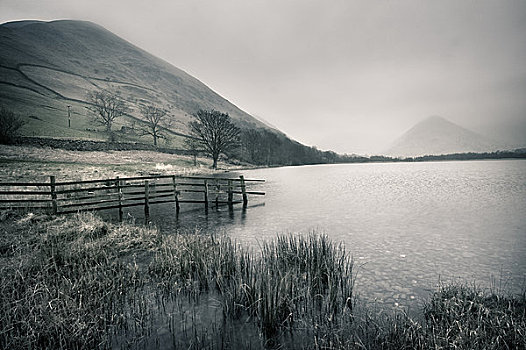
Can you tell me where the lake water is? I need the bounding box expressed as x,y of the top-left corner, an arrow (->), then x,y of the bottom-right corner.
145,159 -> 526,309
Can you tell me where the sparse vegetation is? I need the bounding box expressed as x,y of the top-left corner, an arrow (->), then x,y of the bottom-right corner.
0,106 -> 25,144
0,212 -> 523,349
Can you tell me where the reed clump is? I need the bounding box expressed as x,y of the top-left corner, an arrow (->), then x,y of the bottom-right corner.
422,284 -> 526,349
337,284 -> 526,350
149,232 -> 355,344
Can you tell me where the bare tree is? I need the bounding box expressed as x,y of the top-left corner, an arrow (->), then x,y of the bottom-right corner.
0,106 -> 25,144
188,109 -> 240,169
139,105 -> 169,146
88,91 -> 127,141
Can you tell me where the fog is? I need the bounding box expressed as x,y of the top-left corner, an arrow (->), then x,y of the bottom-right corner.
2,0 -> 525,153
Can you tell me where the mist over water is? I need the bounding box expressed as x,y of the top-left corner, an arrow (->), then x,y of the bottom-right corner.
137,159 -> 526,309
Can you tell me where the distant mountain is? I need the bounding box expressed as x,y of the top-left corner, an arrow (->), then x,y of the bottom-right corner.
385,116 -> 504,157
0,20 -> 276,144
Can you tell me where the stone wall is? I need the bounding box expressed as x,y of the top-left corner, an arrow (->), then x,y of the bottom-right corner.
15,137 -> 192,155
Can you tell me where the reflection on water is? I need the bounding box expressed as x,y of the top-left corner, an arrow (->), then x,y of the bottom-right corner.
122,160 -> 526,309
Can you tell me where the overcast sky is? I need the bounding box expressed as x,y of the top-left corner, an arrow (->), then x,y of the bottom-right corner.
1,0 -> 526,153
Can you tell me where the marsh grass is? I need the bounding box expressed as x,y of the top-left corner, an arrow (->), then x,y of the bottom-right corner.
421,284 -> 526,349
0,212 -> 153,349
0,211 -> 524,349
148,231 -> 356,346
338,283 -> 526,350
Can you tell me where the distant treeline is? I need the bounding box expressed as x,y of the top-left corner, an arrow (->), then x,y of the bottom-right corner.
404,150 -> 526,162
236,129 -> 526,166
237,129 -> 363,166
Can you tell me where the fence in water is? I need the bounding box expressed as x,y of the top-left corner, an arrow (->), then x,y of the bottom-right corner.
0,174 -> 265,221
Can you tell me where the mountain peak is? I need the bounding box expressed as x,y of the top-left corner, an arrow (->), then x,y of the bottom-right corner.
385,116 -> 502,157
422,115 -> 448,123
414,115 -> 460,128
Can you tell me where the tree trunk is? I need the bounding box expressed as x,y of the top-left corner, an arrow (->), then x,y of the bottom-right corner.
106,125 -> 114,142
212,157 -> 218,169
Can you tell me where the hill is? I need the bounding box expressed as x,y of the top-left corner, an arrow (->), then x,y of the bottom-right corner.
385,116 -> 503,157
0,20 -> 275,146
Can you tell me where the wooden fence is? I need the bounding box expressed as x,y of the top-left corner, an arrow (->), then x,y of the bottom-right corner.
0,174 -> 265,221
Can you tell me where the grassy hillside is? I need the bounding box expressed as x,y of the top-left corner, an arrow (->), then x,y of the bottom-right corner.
0,20 -> 275,146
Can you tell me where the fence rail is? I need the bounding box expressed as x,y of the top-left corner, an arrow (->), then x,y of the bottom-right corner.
0,174 -> 265,222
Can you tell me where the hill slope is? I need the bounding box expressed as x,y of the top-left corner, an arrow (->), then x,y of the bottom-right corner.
385,116 -> 502,157
0,20 -> 274,145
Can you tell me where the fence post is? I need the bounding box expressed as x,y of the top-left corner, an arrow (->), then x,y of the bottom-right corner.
50,175 -> 58,214
204,180 -> 209,211
144,180 -> 150,223
172,175 -> 180,213
227,179 -> 233,208
240,175 -> 248,207
116,176 -> 123,222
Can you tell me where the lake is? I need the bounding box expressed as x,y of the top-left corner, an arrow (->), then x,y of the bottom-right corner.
145,159 -> 526,309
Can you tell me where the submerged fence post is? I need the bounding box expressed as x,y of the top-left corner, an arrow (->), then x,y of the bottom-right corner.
240,175 -> 248,207
204,180 -> 209,211
116,176 -> 123,222
172,175 -> 180,214
144,180 -> 150,223
50,175 -> 58,215
227,179 -> 233,208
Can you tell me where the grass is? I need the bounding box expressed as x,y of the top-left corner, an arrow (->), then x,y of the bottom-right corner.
0,211 -> 524,349
0,144 -> 251,182
149,232 -> 355,345
0,212 -> 154,349
422,284 -> 526,349
349,283 -> 526,350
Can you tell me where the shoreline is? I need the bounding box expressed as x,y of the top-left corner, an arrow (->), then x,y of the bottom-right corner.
2,142 -> 525,181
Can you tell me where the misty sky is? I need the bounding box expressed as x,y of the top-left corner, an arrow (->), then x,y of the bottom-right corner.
1,0 -> 526,153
